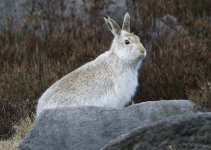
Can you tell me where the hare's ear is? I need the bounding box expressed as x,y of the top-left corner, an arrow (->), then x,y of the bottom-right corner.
104,16 -> 121,36
122,12 -> 130,32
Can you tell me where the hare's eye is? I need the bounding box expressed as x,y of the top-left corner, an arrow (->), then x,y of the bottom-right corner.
125,40 -> 130,45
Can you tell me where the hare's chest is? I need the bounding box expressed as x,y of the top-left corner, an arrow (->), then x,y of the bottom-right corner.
113,71 -> 138,106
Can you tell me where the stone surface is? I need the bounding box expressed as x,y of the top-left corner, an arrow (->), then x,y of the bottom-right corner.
102,113 -> 211,150
151,15 -> 183,40
18,100 -> 193,150
0,0 -> 127,25
0,0 -> 30,24
0,0 -> 183,40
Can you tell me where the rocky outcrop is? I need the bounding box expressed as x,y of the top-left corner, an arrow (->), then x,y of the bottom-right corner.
18,100 -> 194,150
0,0 -> 127,25
150,14 -> 184,40
0,0 -> 183,40
102,112 -> 211,150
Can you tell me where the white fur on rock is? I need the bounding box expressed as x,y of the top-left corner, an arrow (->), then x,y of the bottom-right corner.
36,13 -> 147,115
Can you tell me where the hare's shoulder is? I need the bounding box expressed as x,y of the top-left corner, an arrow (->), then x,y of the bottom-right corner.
53,57 -> 113,90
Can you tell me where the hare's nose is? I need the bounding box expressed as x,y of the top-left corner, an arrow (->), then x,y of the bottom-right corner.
137,43 -> 145,53
140,48 -> 146,53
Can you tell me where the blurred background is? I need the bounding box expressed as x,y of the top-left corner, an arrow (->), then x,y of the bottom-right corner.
0,0 -> 210,139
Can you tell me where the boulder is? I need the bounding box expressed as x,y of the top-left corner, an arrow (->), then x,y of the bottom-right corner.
0,0 -> 30,24
0,0 -> 127,26
102,112 -> 211,150
0,0 -> 184,41
150,15 -> 184,40
18,100 -> 193,150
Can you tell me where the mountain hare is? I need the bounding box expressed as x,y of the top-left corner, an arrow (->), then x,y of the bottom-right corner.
36,13 -> 146,115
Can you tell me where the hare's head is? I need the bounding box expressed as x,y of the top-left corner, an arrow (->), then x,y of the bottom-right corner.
104,13 -> 146,65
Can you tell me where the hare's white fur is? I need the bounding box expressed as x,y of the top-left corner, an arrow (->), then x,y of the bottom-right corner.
36,13 -> 146,115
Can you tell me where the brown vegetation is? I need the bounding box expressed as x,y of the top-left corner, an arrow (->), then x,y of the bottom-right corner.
0,0 -> 210,139
188,79 -> 211,111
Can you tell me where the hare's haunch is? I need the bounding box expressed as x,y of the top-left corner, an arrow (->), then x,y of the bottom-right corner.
36,13 -> 146,115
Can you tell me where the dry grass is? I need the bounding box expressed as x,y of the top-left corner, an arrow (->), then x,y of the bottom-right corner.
12,116 -> 34,141
0,116 -> 33,149
0,141 -> 18,150
0,0 -> 210,139
188,79 -> 211,112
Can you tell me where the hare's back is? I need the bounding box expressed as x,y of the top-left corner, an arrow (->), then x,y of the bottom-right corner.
37,60 -> 115,111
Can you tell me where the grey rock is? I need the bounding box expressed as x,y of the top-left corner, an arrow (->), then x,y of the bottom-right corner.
151,14 -> 183,40
18,100 -> 193,150
102,112 -> 211,150
0,0 -> 127,26
0,0 -> 183,41
0,0 -> 30,25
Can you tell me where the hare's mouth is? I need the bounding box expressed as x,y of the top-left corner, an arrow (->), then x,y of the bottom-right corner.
140,52 -> 146,59
140,56 -> 145,59
139,47 -> 146,54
